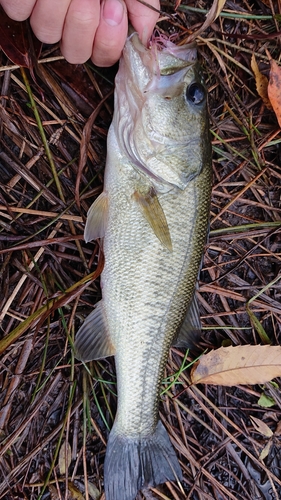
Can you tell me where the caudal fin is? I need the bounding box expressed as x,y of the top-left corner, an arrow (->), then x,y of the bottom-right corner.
104,420 -> 182,500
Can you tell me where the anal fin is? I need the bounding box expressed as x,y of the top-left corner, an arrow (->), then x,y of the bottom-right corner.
74,300 -> 115,362
174,291 -> 202,350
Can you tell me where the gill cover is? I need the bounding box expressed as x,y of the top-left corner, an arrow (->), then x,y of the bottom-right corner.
113,32 -> 210,193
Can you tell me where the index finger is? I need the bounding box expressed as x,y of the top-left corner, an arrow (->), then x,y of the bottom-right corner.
0,0 -> 36,21
125,0 -> 160,46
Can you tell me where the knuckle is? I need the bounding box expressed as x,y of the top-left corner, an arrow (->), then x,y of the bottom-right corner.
71,10 -> 97,26
30,25 -> 61,43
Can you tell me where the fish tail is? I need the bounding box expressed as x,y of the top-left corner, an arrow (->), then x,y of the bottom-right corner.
104,420 -> 182,500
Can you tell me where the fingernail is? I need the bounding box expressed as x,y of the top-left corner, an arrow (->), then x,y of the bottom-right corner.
141,26 -> 149,46
103,0 -> 124,26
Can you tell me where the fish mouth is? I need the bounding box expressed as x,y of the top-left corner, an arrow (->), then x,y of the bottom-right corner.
128,31 -> 198,95
130,31 -> 198,73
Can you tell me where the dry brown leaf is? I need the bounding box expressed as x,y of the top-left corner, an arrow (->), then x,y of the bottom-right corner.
205,0 -> 226,22
58,441 -> 71,475
69,481 -> 101,500
188,0 -> 226,40
0,5 -> 42,68
191,345 -> 281,386
88,482 -> 101,500
251,54 -> 272,110
250,416 -> 273,460
49,485 -> 60,500
259,439 -> 273,461
275,421 -> 281,436
268,59 -> 281,127
250,416 -> 273,438
68,482 -> 84,500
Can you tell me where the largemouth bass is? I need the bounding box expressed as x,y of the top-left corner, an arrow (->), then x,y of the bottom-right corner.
75,32 -> 212,500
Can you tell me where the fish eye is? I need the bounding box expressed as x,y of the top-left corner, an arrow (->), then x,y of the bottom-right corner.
186,82 -> 206,105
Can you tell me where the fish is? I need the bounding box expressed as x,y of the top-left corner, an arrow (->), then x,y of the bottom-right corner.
74,31 -> 212,500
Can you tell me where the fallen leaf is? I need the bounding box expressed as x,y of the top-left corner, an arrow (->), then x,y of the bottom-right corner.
68,482 -> 84,500
51,59 -> 113,117
250,416 -> 273,438
187,0 -> 227,41
268,59 -> 281,127
0,5 -> 41,68
88,482 -> 101,500
72,480 -> 101,500
259,439 -> 273,461
251,54 -> 272,110
207,0 -> 227,22
275,421 -> 281,436
58,441 -> 71,475
258,393 -> 276,408
49,485 -> 61,500
190,345 -> 281,386
250,416 -> 274,460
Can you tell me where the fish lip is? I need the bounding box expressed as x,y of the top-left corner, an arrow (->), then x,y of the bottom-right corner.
129,31 -> 198,67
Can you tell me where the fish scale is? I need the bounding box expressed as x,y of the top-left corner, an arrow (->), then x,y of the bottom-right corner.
75,32 -> 212,500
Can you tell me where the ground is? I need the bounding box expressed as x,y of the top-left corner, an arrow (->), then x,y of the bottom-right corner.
0,1 -> 281,499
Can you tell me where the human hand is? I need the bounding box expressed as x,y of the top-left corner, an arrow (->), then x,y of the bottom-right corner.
0,0 -> 160,66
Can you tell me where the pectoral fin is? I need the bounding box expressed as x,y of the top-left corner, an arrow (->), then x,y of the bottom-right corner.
84,192 -> 108,243
74,300 -> 115,361
133,187 -> 172,252
174,292 -> 202,350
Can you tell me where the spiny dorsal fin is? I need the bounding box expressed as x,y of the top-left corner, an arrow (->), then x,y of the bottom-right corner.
84,192 -> 108,243
74,300 -> 115,361
174,292 -> 202,350
132,187 -> 172,252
